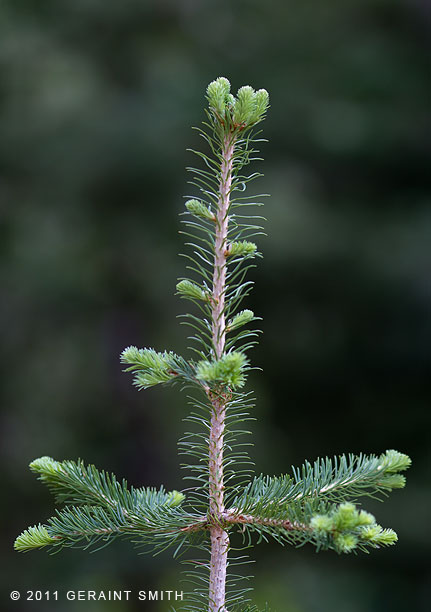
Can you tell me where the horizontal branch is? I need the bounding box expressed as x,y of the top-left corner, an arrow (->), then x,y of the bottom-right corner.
232,450 -> 411,517
179,508 -> 307,534
221,508 -> 305,532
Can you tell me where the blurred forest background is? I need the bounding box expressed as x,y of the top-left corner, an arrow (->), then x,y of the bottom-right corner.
1,1 -> 430,611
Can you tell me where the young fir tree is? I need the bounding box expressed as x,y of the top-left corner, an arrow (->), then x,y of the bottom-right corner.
15,77 -> 411,612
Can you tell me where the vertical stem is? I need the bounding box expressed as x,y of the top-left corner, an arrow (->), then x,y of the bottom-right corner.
208,132 -> 236,612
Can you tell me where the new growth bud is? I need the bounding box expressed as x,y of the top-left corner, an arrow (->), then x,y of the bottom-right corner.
196,351 -> 248,388
379,450 -> 412,474
185,199 -> 215,221
233,86 -> 256,125
120,347 -> 183,389
310,501 -> 400,554
206,77 -> 231,119
14,525 -> 56,552
379,474 -> 406,489
227,241 -> 257,258
30,456 -> 61,476
334,533 -> 358,553
165,490 -> 185,507
176,279 -> 208,301
310,514 -> 334,533
206,76 -> 269,131
228,309 -> 255,332
333,502 -> 358,530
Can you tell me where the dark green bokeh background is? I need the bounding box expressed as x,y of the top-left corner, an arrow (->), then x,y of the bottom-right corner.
1,1 -> 430,610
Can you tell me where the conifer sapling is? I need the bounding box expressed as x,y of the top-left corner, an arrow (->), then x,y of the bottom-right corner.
15,77 -> 411,612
